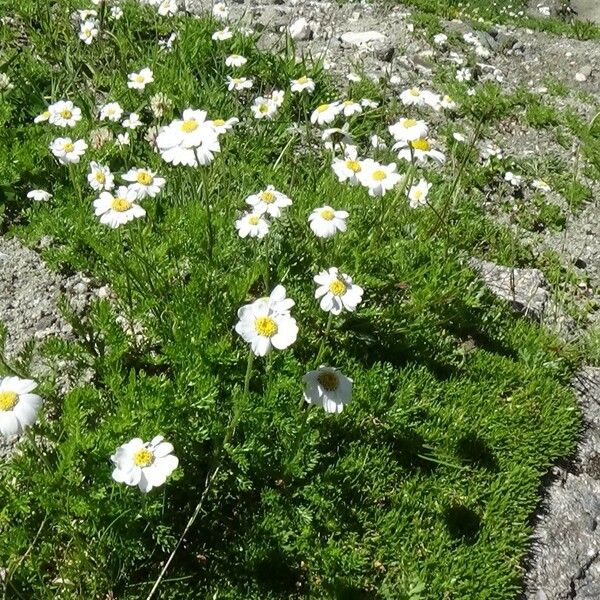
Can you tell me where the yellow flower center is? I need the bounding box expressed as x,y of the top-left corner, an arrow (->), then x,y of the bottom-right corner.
0,391 -> 18,412
42,111 -> 50,119
255,316 -> 278,337
409,87 -> 420,96
402,118 -> 417,128
181,119 -> 199,133
213,119 -> 225,126
133,447 -> 155,467
260,191 -> 275,203
136,171 -> 153,185
343,100 -> 353,106
414,190 -> 423,199
232,78 -> 242,84
317,371 -> 339,391
346,160 -> 361,173
63,142 -> 74,152
316,103 -> 330,113
297,76 -> 308,84
411,138 -> 430,151
95,172 -> 106,183
112,197 -> 132,212
135,74 -> 145,83
329,279 -> 347,296
258,103 -> 269,114
320,209 -> 335,221
60,109 -> 72,119
248,215 -> 260,225
371,170 -> 387,181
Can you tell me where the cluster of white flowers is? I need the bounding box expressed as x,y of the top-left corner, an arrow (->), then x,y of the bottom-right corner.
235,186 -> 292,239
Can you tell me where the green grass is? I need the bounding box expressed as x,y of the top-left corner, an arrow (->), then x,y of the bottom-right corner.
0,1 -> 583,599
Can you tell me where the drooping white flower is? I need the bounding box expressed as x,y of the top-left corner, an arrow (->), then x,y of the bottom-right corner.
127,68 -> 154,90
356,159 -> 402,197
303,366 -> 353,414
111,435 -> 178,493
79,19 -> 99,44
394,138 -> 446,164
245,185 -> 292,218
235,212 -> 270,239
27,189 -> 52,202
251,97 -> 278,120
49,137 -> 88,164
0,376 -> 42,437
227,76 -> 253,91
48,100 -> 82,128
100,102 -> 123,122
388,118 -> 428,142
93,186 -> 146,228
235,289 -> 298,356
308,206 -> 348,238
310,101 -> 341,125
212,27 -> 233,41
290,75 -> 315,93
122,112 -> 143,129
322,124 -> 353,152
407,178 -> 432,208
88,161 -> 115,192
314,267 -> 364,315
225,54 -> 247,68
332,146 -> 362,186
122,167 -> 166,199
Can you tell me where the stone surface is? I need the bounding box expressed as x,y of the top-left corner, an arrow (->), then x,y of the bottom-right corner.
572,0 -> 600,24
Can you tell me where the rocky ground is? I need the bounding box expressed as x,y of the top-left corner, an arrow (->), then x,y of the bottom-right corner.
1,0 -> 599,597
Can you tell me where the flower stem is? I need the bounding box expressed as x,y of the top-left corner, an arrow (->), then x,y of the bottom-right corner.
314,312 -> 334,367
198,166 -> 214,262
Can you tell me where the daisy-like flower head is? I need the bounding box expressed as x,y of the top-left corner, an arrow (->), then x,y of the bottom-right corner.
100,102 -> 123,122
209,117 -> 239,135
408,178 -> 432,209
212,1 -> 229,21
310,101 -> 342,126
322,123 -> 353,152
394,138 -> 446,164
332,146 -> 362,186
150,92 -> 173,118
400,87 -> 428,106
340,99 -> 362,117
157,0 -> 178,16
235,212 -> 270,239
303,366 -> 353,414
356,159 -> 402,197
225,54 -> 247,68
93,186 -> 146,228
34,109 -> 51,124
235,288 -> 298,356
79,19 -> 99,44
388,117 -> 428,142
111,435 -> 178,493
117,132 -> 130,147
127,68 -> 154,90
290,75 -> 315,93
308,206 -> 348,238
88,161 -> 115,192
0,376 -> 42,437
314,267 -> 364,315
245,185 -> 292,218
48,100 -> 82,128
27,189 -> 53,202
212,27 -> 233,41
122,167 -> 166,199
251,97 -> 278,120
122,112 -> 143,129
227,76 -> 253,91
49,137 -> 88,165
270,89 -> 285,107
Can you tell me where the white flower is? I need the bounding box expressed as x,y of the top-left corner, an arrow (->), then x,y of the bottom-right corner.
322,124 -> 353,152
150,92 -> 173,118
456,67 -> 472,82
480,141 -> 503,161
100,102 -> 123,122
78,9 -> 97,19
532,178 -> 551,193
158,0 -> 178,16
310,101 -> 341,125
360,98 -> 379,109
356,159 -> 401,196
212,27 -> 233,41
127,68 -> 154,90
303,366 -> 353,414
48,100 -> 82,127
245,185 -> 292,218
332,147 -> 362,186
122,167 -> 166,199
504,171 -> 522,187
270,89 -> 285,107
251,97 -> 278,120
94,186 -> 146,228
49,137 -> 88,164
400,87 -> 428,106
440,95 -> 457,110
394,138 -> 446,164
110,5 -> 124,19
27,189 -> 52,202
235,212 -> 270,239
370,134 -> 387,150
212,2 -> 229,20
290,75 -> 315,93
308,206 -> 348,238
433,33 -> 448,45
408,178 -> 432,208
388,118 -> 428,142
209,117 -> 239,135
314,267 -> 364,315
0,376 -> 42,437
235,290 -> 298,356
453,132 -> 466,143
111,436 -> 178,493
88,161 -> 115,192
117,132 -> 130,147
225,54 -> 247,68
79,19 -> 99,44
122,112 -> 143,129
34,110 -> 51,123
263,284 -> 295,316
227,76 -> 253,91
340,100 -> 362,117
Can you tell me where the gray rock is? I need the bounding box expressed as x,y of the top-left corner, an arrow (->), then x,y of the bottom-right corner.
339,30 -> 387,47
475,30 -> 498,52
572,0 -> 600,24
495,32 -> 518,51
374,42 -> 395,62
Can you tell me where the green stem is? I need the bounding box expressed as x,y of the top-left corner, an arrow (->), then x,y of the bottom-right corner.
25,428 -> 51,472
315,312 -> 334,367
198,165 -> 214,262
